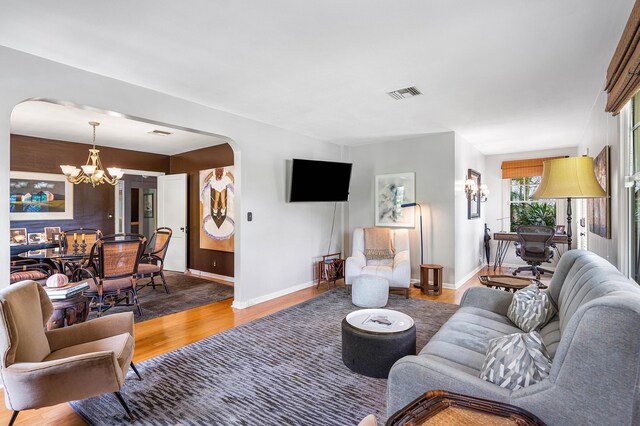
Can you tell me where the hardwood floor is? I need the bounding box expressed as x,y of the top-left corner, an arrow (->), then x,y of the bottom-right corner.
0,266 -> 541,425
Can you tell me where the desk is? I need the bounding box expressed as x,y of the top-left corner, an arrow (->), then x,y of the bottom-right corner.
493,232 -> 568,271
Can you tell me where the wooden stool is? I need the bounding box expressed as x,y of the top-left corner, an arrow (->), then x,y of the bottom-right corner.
420,264 -> 443,296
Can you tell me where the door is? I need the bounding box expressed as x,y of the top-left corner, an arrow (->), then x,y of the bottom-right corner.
158,174 -> 188,272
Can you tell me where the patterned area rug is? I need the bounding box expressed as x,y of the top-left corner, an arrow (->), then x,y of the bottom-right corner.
71,289 -> 458,425
94,272 -> 234,322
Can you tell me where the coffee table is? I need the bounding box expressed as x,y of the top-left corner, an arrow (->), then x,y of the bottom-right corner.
478,275 -> 547,292
342,309 -> 416,378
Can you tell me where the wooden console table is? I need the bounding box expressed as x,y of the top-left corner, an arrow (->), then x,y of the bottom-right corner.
316,253 -> 345,289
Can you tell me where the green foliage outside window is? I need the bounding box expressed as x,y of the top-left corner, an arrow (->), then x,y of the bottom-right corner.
510,177 -> 556,232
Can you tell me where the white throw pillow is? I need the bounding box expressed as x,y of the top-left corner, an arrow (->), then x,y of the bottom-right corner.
507,284 -> 556,332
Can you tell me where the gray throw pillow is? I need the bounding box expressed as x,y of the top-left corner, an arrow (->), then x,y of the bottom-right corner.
507,284 -> 556,332
479,331 -> 552,390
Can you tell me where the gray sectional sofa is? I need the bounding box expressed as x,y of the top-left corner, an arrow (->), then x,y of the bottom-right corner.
387,250 -> 640,425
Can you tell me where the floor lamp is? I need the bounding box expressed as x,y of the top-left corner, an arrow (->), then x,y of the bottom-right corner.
531,156 -> 606,250
401,202 -> 423,288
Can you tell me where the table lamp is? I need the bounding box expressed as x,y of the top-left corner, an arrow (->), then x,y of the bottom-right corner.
531,156 -> 606,250
401,202 -> 423,288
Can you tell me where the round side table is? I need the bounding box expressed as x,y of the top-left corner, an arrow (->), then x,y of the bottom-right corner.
47,293 -> 89,330
420,264 -> 443,296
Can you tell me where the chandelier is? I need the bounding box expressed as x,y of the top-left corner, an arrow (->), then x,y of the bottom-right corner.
60,121 -> 123,187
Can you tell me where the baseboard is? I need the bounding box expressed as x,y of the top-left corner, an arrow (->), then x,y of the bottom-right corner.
188,269 -> 235,283
231,280 -> 316,310
450,264 -> 487,290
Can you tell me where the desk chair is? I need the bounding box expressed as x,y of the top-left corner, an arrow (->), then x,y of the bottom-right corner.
512,225 -> 555,280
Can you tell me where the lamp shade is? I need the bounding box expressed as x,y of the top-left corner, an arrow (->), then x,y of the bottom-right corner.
531,156 -> 607,199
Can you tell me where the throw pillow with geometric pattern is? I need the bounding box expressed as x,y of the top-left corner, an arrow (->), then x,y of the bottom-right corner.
507,284 -> 556,332
479,331 -> 552,390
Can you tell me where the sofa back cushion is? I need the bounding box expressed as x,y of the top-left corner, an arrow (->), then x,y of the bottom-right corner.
548,250 -> 640,334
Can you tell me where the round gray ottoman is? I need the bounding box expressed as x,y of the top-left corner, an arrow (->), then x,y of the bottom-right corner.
352,275 -> 389,308
342,309 -> 416,378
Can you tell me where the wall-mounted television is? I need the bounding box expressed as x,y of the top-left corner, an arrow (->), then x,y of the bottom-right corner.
288,159 -> 352,202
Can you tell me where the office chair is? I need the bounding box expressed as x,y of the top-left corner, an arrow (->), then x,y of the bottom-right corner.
512,225 -> 555,279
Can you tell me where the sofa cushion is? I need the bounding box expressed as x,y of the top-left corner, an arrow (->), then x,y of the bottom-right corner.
418,306 -> 522,376
45,332 -> 133,373
538,315 -> 561,358
479,331 -> 552,390
507,285 -> 556,332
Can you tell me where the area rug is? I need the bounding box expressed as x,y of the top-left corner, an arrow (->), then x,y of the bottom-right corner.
95,272 -> 234,322
71,289 -> 458,425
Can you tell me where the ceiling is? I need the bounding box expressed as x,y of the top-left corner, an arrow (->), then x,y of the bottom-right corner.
11,101 -> 227,156
0,1 -> 634,154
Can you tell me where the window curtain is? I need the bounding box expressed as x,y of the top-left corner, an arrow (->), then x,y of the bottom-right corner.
501,156 -> 566,179
606,1 -> 640,114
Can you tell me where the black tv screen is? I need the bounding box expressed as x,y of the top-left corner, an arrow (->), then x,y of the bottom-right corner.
289,159 -> 352,202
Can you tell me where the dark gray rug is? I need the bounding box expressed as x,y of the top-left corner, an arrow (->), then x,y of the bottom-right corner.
71,289 -> 458,425
95,272 -> 234,322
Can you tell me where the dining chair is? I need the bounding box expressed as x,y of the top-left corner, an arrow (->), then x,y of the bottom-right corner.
59,228 -> 103,250
0,281 -> 141,425
138,227 -> 172,294
75,234 -> 147,317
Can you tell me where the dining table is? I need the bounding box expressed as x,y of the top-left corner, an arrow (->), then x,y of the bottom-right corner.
18,246 -> 93,274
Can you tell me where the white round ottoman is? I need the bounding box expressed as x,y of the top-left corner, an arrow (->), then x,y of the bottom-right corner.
351,275 -> 389,308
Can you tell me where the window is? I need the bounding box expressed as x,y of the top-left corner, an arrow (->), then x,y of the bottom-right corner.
508,177 -> 556,232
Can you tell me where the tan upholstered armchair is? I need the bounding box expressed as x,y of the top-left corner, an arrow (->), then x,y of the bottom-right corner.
0,281 -> 141,425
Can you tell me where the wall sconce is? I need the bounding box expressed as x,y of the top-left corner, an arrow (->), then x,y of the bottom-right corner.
464,179 -> 489,203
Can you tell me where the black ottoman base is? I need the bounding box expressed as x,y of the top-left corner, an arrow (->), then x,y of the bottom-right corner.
341,318 -> 416,379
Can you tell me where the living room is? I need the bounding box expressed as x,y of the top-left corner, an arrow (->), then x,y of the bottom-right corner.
0,1 -> 639,425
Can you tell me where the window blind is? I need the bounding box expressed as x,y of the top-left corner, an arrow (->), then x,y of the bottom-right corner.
501,156 -> 566,179
606,1 -> 640,114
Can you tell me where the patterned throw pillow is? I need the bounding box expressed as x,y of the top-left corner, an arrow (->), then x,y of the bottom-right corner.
479,331 -> 552,390
507,284 -> 556,332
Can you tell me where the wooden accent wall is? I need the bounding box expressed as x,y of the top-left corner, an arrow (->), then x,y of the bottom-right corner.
170,144 -> 234,277
10,134 -> 170,235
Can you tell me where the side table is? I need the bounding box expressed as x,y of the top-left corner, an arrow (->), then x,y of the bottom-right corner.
420,264 -> 443,296
47,293 -> 89,330
386,390 -> 546,425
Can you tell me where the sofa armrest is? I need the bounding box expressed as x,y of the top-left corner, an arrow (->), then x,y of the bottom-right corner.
3,351 -> 122,410
392,250 -> 411,288
345,252 -> 367,285
387,355 -> 512,417
459,287 -> 514,316
46,312 -> 134,352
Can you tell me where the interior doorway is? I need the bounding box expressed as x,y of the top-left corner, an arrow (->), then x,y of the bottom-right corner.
115,170 -> 165,241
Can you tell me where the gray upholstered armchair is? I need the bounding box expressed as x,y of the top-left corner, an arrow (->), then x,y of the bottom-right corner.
0,281 -> 141,425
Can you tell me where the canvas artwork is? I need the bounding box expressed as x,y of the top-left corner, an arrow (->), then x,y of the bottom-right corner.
588,146 -> 610,239
9,228 -> 27,245
374,172 -> 415,228
10,172 -> 73,221
143,193 -> 154,218
44,226 -> 61,242
199,166 -> 235,252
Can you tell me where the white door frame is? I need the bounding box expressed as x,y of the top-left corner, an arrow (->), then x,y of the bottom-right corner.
114,169 -> 166,233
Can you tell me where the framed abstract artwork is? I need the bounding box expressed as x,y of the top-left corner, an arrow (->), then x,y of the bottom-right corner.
588,146 -> 610,239
199,166 -> 235,252
9,171 -> 73,221
374,172 -> 415,228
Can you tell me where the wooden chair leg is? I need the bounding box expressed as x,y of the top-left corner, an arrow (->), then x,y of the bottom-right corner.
130,362 -> 143,381
159,271 -> 170,294
113,391 -> 135,421
8,411 -> 19,426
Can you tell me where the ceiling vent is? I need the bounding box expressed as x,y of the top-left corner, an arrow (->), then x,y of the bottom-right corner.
148,129 -> 172,136
387,86 -> 422,100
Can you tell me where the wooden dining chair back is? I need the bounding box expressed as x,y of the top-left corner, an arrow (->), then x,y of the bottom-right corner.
79,234 -> 147,317
138,227 -> 172,294
60,228 -> 102,250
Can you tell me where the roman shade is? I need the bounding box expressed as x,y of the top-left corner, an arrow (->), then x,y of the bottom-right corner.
501,156 -> 565,179
606,1 -> 640,114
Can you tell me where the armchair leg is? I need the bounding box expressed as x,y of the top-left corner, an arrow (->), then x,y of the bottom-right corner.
160,271 -> 170,294
8,411 -> 19,426
130,362 -> 143,380
114,392 -> 135,421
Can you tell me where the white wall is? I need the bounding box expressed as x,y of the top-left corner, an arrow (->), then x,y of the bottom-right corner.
347,133 -> 456,284
484,147 -> 578,267
577,89 -> 621,267
454,135 -> 486,284
0,46 -> 343,307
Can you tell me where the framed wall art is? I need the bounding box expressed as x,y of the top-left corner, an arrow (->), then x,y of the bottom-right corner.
9,171 -> 73,221
374,172 -> 416,228
588,146 -> 610,239
467,169 -> 481,220
199,166 -> 235,252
